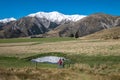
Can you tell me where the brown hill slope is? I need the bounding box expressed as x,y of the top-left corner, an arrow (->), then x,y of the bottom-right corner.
83,27 -> 120,39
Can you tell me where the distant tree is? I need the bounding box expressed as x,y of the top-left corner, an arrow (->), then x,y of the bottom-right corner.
75,31 -> 79,38
69,33 -> 74,38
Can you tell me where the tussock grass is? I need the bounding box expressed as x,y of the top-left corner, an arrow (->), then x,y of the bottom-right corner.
1,39 -> 120,56
0,68 -> 79,80
0,67 -> 119,80
0,53 -> 120,80
0,38 -> 120,80
2,67 -> 104,80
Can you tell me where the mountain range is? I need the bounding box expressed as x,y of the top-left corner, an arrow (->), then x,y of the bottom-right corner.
45,13 -> 120,37
0,11 -> 120,39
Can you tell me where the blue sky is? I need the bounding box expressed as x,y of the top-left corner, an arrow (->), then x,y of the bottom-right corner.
0,0 -> 120,19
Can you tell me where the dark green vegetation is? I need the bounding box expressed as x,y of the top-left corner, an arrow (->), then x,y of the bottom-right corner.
69,54 -> 120,66
25,52 -> 120,66
0,52 -> 120,69
0,56 -> 33,68
0,52 -> 67,68
0,55 -> 58,68
0,37 -> 75,43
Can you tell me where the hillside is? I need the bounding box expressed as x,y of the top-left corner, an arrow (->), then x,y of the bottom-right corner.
83,27 -> 120,39
44,13 -> 120,37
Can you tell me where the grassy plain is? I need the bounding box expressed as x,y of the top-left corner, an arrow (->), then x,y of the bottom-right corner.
0,37 -> 120,80
0,38 -> 120,57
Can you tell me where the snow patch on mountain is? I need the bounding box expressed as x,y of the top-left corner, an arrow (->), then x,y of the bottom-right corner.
28,11 -> 86,23
0,17 -> 16,23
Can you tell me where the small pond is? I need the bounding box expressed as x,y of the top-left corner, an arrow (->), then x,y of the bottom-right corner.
31,56 -> 66,64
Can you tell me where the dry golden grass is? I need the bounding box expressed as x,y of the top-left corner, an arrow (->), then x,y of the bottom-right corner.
0,39 -> 120,57
0,39 -> 120,80
84,27 -> 120,40
0,67 -> 114,80
0,68 -> 81,80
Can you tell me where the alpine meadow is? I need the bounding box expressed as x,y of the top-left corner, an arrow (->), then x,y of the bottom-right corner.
0,37 -> 120,80
0,0 -> 120,80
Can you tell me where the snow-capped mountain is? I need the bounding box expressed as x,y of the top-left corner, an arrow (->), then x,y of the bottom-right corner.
0,17 -> 16,23
0,12 -> 120,38
28,11 -> 86,23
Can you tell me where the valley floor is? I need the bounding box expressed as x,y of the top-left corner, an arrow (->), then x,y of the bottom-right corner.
0,38 -> 120,80
0,38 -> 120,57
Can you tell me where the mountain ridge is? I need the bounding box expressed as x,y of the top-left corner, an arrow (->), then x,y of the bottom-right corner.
0,12 -> 120,38
27,11 -> 86,24
0,17 -> 16,23
43,13 -> 120,38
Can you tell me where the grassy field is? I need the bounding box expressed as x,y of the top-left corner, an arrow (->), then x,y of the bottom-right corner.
0,37 -> 120,80
0,37 -> 75,43
0,38 -> 120,57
